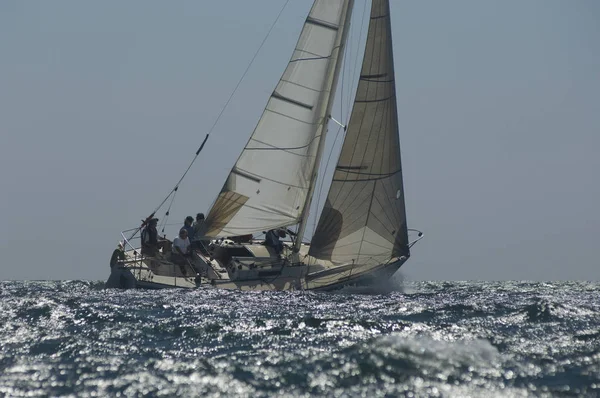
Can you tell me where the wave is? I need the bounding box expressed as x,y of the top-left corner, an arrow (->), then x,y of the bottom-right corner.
333,272 -> 408,295
263,335 -> 519,397
1,281 -> 598,397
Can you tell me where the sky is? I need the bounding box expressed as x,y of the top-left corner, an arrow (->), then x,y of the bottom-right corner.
1,0 -> 599,281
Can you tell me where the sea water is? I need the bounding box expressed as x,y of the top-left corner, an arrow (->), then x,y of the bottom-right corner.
0,281 -> 599,397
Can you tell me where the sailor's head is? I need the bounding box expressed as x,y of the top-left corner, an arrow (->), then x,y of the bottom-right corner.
277,228 -> 286,238
196,213 -> 205,221
149,218 -> 158,226
179,228 -> 188,238
185,216 -> 194,226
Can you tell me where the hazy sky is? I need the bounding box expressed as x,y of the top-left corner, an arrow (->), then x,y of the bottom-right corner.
1,0 -> 599,281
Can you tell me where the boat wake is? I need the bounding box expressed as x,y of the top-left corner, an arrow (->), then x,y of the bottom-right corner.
335,272 -> 407,295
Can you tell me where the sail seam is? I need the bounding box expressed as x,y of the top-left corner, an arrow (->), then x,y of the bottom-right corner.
361,239 -> 394,251
334,168 -> 401,177
326,239 -> 365,250
333,178 -> 373,217
247,134 -> 321,155
337,201 -> 372,233
279,78 -> 321,93
294,48 -> 328,59
369,206 -> 397,237
360,73 -> 387,78
244,172 -> 309,189
360,78 -> 394,83
336,165 -> 367,170
217,202 -> 297,223
230,165 -> 310,189
332,175 -> 398,182
355,94 -> 395,103
263,108 -> 316,126
371,14 -> 389,20
290,56 -> 330,63
271,92 -> 313,110
306,16 -> 339,31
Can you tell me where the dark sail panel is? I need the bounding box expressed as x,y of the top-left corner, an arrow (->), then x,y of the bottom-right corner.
309,0 -> 409,266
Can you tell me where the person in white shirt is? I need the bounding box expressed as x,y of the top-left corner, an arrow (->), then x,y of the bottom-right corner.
171,228 -> 191,265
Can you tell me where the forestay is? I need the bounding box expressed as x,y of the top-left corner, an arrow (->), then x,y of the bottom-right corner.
203,0 -> 353,237
309,0 -> 409,267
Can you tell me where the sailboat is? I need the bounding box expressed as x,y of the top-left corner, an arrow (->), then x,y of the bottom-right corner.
106,0 -> 423,291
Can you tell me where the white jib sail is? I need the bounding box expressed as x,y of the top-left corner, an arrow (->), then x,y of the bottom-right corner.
203,0 -> 353,237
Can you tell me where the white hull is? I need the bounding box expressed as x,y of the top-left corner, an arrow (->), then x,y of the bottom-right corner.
105,240 -> 408,292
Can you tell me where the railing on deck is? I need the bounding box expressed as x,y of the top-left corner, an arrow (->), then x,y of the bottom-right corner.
118,228 -> 202,287
408,229 -> 424,249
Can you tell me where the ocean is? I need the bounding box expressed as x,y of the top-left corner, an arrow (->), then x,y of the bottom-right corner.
0,280 -> 598,397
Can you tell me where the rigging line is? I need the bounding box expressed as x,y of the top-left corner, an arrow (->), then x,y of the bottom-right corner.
142,0 -> 293,225
311,124 -> 343,237
310,0 -> 364,236
312,2 -> 365,237
160,189 -> 179,235
310,22 -> 352,236
248,132 -> 322,153
203,0 -> 292,139
326,6 -> 378,210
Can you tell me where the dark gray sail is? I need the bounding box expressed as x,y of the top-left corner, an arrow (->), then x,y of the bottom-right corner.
309,0 -> 409,267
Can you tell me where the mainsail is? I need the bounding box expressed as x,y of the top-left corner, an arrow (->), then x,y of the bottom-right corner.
309,0 -> 409,266
203,0 -> 353,237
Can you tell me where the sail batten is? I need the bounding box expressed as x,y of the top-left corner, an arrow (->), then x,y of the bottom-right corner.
309,0 -> 409,267
203,0 -> 353,238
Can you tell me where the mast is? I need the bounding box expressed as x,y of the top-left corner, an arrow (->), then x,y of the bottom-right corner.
293,0 -> 355,253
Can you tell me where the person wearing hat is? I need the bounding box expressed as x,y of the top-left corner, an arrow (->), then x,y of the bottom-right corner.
141,218 -> 160,256
109,242 -> 125,268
